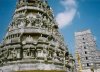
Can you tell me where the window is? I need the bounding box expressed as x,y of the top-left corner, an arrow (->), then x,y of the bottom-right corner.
84,46 -> 86,49
87,63 -> 90,67
85,51 -> 87,54
83,42 -> 85,44
86,57 -> 88,60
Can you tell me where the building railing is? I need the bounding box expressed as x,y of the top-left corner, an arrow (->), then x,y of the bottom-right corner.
15,6 -> 44,13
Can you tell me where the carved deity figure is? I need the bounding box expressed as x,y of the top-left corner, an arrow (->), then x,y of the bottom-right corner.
25,35 -> 34,43
7,48 -> 18,59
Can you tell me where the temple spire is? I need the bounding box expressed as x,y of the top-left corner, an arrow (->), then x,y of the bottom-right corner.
0,0 -> 74,72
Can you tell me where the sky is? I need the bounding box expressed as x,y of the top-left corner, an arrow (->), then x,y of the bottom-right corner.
0,0 -> 100,55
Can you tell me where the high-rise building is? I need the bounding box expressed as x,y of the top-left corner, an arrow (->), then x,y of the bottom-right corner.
0,0 -> 73,72
75,29 -> 100,72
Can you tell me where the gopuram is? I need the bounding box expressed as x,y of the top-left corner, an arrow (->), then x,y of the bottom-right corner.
0,0 -> 74,72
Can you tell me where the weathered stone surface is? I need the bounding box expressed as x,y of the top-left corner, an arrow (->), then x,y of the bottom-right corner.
0,0 -> 72,72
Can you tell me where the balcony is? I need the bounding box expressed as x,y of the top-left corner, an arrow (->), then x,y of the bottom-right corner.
23,45 -> 35,49
15,6 -> 44,13
8,27 -> 52,36
3,38 -> 20,45
37,44 -> 46,48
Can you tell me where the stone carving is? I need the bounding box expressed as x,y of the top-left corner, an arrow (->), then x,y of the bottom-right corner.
0,0 -> 72,71
37,50 -> 44,58
19,20 -> 25,28
25,48 -> 31,57
26,14 -> 35,27
25,35 -> 34,43
7,48 -> 19,59
43,49 -> 48,60
31,49 -> 37,58
20,0 -> 24,4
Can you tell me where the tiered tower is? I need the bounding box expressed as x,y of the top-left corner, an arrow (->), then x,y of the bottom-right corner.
75,29 -> 97,72
0,0 -> 71,72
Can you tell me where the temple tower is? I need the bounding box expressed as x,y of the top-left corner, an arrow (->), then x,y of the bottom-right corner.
75,29 -> 97,72
0,0 -> 72,72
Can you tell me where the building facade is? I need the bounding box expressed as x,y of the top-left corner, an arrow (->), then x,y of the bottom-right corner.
75,29 -> 100,72
0,0 -> 74,72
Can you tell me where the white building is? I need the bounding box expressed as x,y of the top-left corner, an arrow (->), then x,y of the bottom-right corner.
75,29 -> 100,72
